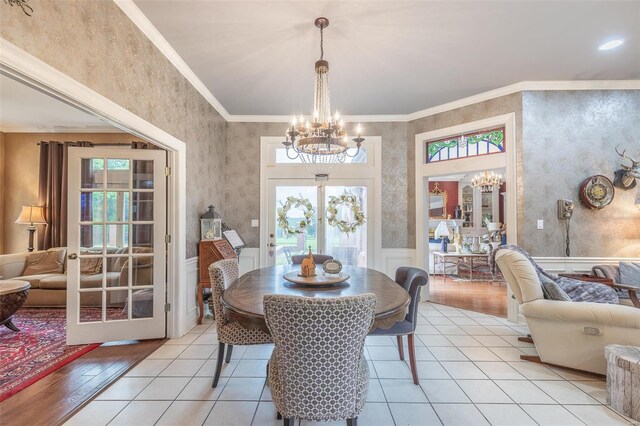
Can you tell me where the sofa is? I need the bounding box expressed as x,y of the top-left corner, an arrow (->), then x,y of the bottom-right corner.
0,247 -> 152,307
495,248 -> 640,375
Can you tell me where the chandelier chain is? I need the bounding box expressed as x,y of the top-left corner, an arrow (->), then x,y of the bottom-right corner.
320,24 -> 324,60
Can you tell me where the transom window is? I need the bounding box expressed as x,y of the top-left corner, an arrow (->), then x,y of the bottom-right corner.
426,127 -> 505,163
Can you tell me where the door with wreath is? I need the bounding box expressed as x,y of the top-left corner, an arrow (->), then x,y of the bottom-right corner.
266,180 -> 371,267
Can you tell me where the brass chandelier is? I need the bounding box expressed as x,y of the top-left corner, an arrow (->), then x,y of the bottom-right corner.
283,17 -> 364,179
472,171 -> 503,192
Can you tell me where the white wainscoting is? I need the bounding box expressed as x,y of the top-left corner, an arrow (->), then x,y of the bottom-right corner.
185,257 -> 199,332
239,248 -> 260,276
533,256 -> 640,274
379,248 -> 417,278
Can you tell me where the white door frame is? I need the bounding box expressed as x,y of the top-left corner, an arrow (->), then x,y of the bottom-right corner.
414,113 -> 520,322
260,136 -> 382,270
0,38 -> 188,337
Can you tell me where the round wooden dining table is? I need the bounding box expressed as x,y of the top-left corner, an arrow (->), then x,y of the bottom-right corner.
222,265 -> 410,332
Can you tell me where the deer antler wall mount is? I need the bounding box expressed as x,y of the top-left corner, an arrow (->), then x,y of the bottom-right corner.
614,146 -> 640,190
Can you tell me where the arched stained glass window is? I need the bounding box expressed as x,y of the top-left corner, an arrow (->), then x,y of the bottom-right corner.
426,127 -> 505,163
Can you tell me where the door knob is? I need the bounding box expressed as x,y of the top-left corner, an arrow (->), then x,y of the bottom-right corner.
268,243 -> 278,247
68,253 -> 78,260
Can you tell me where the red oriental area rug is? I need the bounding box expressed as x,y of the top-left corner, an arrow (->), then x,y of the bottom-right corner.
0,308 -> 100,402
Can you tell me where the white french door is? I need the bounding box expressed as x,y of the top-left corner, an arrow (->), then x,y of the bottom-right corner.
66,147 -> 167,345
266,179 -> 373,268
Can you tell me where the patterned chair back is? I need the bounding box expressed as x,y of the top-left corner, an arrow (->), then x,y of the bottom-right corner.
208,259 -> 239,329
264,294 -> 375,420
395,267 -> 429,325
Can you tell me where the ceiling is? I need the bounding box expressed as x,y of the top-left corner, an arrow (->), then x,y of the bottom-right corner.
0,73 -> 115,132
134,0 -> 640,116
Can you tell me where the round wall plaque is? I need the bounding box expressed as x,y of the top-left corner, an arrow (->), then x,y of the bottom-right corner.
579,175 -> 615,210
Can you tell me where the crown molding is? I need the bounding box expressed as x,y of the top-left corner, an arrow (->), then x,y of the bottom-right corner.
405,80 -> 640,122
114,0 -> 231,121
0,126 -> 124,133
219,81 -> 640,123
226,114 -> 408,123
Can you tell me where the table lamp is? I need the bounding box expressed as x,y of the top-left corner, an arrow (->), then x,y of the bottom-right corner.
434,221 -> 451,252
15,205 -> 47,252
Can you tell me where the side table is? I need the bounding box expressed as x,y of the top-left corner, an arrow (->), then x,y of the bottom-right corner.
0,280 -> 31,331
605,344 -> 640,421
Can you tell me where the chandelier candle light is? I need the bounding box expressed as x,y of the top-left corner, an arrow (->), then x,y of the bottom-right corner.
283,17 -> 365,180
472,171 -> 503,192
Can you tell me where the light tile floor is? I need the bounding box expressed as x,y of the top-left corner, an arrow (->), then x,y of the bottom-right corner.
66,303 -> 638,426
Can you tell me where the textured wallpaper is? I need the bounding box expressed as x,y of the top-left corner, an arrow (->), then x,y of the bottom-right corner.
1,0 -> 227,258
521,90 -> 640,257
225,122 -> 409,248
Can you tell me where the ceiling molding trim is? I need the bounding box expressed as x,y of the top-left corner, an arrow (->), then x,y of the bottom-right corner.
226,115 -> 407,123
0,126 -> 124,133
405,80 -> 640,122
114,0 -> 231,121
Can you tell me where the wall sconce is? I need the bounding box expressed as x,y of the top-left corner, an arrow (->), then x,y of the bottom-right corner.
15,205 -> 47,252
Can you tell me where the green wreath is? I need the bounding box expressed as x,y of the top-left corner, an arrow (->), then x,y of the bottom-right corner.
326,193 -> 366,234
277,195 -> 315,236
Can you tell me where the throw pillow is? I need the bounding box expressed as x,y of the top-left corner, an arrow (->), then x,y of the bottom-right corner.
539,274 -> 572,301
22,248 -> 66,275
80,251 -> 103,275
619,262 -> 640,287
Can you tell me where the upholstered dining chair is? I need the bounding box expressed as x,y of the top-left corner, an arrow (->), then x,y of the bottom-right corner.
368,266 -> 429,385
208,259 -> 273,388
264,294 -> 375,426
290,253 -> 334,265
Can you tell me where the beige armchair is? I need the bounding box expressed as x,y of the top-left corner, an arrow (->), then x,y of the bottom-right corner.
495,248 -> 640,375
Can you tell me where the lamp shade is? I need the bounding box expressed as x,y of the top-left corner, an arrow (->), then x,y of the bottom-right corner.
15,205 -> 47,225
434,221 -> 451,239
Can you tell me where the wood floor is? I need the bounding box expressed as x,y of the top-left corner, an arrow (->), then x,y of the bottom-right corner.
0,339 -> 165,426
428,274 -> 507,317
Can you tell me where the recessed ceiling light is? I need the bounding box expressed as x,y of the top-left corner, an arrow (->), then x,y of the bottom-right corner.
598,39 -> 625,51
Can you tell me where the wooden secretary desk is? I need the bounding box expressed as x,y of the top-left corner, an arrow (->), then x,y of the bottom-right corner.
197,239 -> 237,324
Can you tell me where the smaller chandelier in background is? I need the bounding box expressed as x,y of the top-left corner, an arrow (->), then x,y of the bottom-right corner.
472,171 -> 503,192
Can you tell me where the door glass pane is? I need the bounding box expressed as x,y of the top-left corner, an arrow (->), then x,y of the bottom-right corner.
106,224 -> 129,252
274,186 -> 318,265
79,257 -> 105,289
106,255 -> 129,287
324,186 -> 367,267
79,291 -> 103,322
132,289 -> 153,319
131,256 -> 154,287
132,224 -> 153,249
81,224 -> 103,252
133,160 -> 154,189
106,192 -> 129,222
106,289 -> 128,321
133,192 -> 154,221
81,159 -> 104,189
81,192 -> 104,222
106,159 -> 130,189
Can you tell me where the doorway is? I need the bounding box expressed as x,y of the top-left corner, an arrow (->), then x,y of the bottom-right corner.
266,179 -> 372,267
415,113 -> 520,322
260,136 -> 382,269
